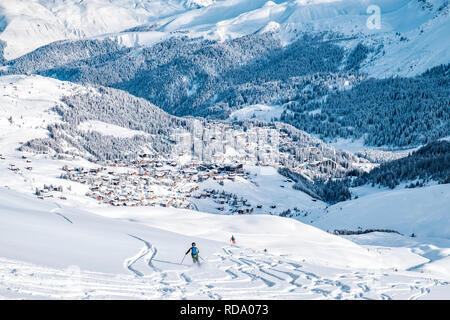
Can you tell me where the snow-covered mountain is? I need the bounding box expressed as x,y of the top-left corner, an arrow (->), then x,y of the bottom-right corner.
152,0 -> 450,76
0,0 -> 216,60
0,0 -> 449,300
1,1 -> 448,151
1,0 -> 448,77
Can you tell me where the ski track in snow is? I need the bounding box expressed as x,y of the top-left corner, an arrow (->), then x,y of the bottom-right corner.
50,206 -> 73,224
1,246 -> 448,300
124,234 -> 158,277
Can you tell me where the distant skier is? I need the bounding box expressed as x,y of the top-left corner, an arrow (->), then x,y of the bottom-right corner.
230,235 -> 236,245
185,242 -> 200,264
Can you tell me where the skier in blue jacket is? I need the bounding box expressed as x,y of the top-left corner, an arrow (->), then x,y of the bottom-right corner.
186,242 -> 200,264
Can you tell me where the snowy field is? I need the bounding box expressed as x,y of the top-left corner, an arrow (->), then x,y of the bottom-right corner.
228,104 -> 284,122
312,184 -> 450,239
1,186 -> 449,300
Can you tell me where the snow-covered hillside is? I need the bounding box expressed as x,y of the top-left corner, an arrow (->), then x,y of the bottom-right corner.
312,184 -> 450,239
150,0 -> 450,77
192,165 -> 327,216
2,186 -> 449,299
0,0 -> 448,299
1,0 -> 449,77
0,0 -> 214,60
0,74 -> 82,154
229,104 -> 284,122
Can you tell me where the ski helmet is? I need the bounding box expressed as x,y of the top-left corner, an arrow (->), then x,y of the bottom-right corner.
192,242 -> 196,246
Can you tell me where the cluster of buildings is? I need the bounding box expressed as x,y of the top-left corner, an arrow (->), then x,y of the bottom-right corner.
3,155 -> 33,173
60,154 -> 249,209
35,184 -> 66,200
172,121 -> 343,181
52,122 -> 344,210
171,121 -> 281,166
9,120 -> 354,213
193,188 -> 257,214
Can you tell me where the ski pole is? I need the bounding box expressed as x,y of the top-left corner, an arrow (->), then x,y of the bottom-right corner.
199,256 -> 206,262
181,254 -> 187,264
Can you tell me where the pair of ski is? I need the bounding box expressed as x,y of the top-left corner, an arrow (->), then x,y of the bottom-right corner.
181,254 -> 206,265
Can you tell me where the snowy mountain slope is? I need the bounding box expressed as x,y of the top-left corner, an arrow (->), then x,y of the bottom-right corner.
0,186 -> 385,271
294,183 -> 450,283
191,165 -> 327,216
229,104 -> 284,122
0,75 -> 84,154
1,74 -> 370,175
142,0 -> 450,77
91,203 -> 432,271
1,4 -> 446,151
0,0 -> 214,60
0,0 -> 448,301
3,186 -> 450,300
0,74 -> 195,160
0,4 -> 447,152
362,1 -> 450,77
1,0 -> 448,78
0,74 -> 157,156
0,74 -> 166,201
341,231 -> 450,284
0,186 -> 216,274
311,184 -> 450,239
77,120 -> 150,139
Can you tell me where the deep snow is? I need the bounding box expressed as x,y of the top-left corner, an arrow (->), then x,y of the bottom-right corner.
1,186 -> 449,299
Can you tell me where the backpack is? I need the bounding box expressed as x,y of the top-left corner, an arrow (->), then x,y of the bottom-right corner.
192,247 -> 198,256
